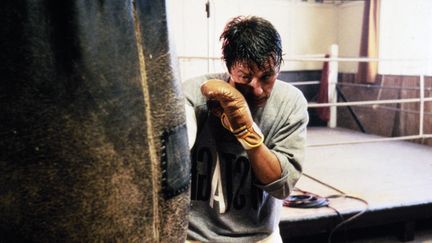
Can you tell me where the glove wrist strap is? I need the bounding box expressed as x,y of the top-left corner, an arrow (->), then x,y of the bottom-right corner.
221,113 -> 264,150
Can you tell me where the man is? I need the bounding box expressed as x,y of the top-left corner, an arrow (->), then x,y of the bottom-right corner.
183,16 -> 309,242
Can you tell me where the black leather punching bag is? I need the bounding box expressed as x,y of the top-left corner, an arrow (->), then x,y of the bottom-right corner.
0,0 -> 190,242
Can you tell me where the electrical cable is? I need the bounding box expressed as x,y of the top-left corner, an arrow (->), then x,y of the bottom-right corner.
326,194 -> 368,243
283,172 -> 369,243
283,189 -> 329,208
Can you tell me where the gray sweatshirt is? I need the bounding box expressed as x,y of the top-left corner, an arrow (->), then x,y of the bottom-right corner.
183,73 -> 308,242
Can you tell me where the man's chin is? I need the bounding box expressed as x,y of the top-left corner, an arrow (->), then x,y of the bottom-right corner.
256,101 -> 267,108
249,99 -> 267,108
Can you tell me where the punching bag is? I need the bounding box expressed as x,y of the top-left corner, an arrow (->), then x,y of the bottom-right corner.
0,0 -> 190,242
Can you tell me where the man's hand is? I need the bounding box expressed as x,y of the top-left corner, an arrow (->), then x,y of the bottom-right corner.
201,79 -> 263,150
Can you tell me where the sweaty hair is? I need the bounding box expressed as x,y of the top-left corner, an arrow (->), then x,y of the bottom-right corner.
220,16 -> 283,72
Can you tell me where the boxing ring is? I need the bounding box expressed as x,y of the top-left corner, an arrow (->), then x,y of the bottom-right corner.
178,45 -> 432,242
278,45 -> 432,242
280,127 -> 432,242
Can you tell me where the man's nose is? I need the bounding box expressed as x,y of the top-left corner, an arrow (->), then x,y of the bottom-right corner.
249,77 -> 263,96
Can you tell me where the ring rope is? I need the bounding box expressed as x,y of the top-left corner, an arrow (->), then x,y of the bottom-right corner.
178,55 -> 429,63
177,49 -> 431,145
372,105 -> 432,115
307,134 -> 432,147
308,97 -> 432,108
290,81 -> 432,92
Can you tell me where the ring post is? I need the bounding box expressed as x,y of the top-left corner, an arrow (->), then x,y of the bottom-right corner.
419,73 -> 425,137
328,44 -> 339,128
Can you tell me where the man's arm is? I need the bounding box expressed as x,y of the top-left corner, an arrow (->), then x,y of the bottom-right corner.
246,143 -> 281,185
256,92 -> 308,199
200,79 -> 282,185
200,79 -> 308,199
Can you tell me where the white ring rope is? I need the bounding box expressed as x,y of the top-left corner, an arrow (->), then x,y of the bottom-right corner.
290,81 -> 432,92
307,134 -> 432,147
284,56 -> 428,63
372,105 -> 432,115
177,46 -> 431,146
336,82 -> 432,91
178,55 -> 429,63
289,81 -> 320,86
308,97 -> 432,108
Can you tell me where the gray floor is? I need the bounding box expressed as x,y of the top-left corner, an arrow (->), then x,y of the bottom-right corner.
280,127 -> 432,242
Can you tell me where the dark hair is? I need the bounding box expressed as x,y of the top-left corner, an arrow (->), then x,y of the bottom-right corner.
220,16 -> 283,72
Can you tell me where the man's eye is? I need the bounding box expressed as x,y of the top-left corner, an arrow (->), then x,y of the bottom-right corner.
261,75 -> 271,81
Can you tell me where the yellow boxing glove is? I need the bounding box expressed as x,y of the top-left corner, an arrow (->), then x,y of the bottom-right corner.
201,79 -> 264,150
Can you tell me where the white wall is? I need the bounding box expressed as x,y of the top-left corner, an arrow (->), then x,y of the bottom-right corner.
337,1 -> 364,73
379,0 -> 432,75
167,0 -> 342,80
168,0 -> 432,79
167,0 -> 211,80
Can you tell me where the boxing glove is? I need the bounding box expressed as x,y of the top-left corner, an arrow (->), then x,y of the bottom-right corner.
201,79 -> 264,150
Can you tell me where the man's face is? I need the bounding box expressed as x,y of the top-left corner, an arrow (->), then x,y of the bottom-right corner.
228,60 -> 279,108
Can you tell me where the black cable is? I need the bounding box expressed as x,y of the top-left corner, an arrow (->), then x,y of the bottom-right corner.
326,194 -> 369,243
283,173 -> 369,243
302,173 -> 345,194
284,188 -> 329,208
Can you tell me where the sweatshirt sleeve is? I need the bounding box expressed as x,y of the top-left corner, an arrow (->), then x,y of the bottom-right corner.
255,88 -> 309,199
